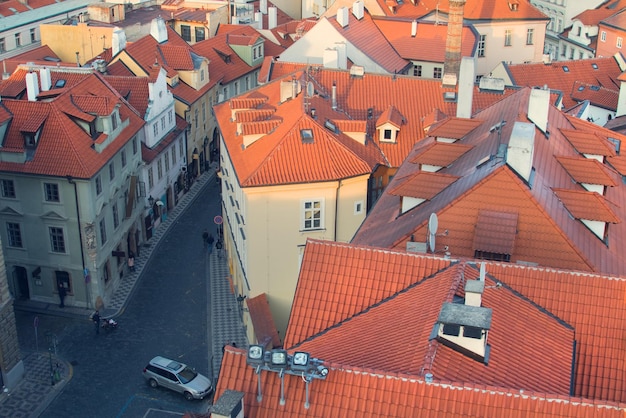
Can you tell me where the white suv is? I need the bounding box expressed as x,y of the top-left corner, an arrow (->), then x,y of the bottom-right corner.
143,356 -> 213,400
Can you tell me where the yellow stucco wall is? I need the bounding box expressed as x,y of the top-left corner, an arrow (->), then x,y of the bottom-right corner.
41,23 -> 115,64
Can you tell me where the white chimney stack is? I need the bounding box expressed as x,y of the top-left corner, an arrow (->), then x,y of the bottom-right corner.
337,7 -> 349,28
26,72 -> 40,101
456,56 -> 475,118
268,7 -> 277,29
465,280 -> 485,307
260,0 -> 268,14
527,86 -> 550,132
411,20 -> 417,37
255,11 -> 263,29
112,27 -> 127,56
150,16 -> 168,43
353,1 -> 364,19
39,67 -> 51,91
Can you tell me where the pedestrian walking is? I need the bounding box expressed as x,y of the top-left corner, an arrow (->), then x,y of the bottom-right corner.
206,233 -> 215,254
216,239 -> 223,258
128,251 -> 135,272
92,310 -> 101,334
202,229 -> 209,248
57,283 -> 66,308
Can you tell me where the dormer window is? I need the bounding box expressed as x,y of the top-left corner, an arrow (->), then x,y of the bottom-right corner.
383,129 -> 393,141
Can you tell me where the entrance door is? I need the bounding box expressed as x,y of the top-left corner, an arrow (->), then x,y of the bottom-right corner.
13,266 -> 29,299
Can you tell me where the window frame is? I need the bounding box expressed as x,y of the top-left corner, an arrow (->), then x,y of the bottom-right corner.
301,199 -> 324,231
49,226 -> 66,253
504,29 -> 512,47
1,179 -> 16,198
618,37 -> 623,48
181,25 -> 191,42
526,28 -> 534,45
99,218 -> 107,245
477,34 -> 486,57
44,182 -> 60,203
6,221 -> 23,248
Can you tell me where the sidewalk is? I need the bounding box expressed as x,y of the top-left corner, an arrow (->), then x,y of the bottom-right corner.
3,163 -> 247,417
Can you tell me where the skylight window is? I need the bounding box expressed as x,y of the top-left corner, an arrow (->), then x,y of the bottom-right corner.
577,85 -> 585,91
590,85 -> 600,91
300,129 -> 314,143
592,63 -> 598,69
54,79 -> 66,88
562,66 -> 569,72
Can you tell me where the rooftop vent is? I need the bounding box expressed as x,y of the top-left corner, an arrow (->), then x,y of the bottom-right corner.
443,92 -> 457,102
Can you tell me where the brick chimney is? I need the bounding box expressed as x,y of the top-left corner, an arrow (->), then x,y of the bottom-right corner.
443,0 -> 467,86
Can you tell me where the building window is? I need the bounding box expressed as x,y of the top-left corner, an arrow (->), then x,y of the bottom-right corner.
526,28 -> 534,45
30,28 -> 36,43
1,179 -> 15,198
132,136 -> 138,154
195,27 -> 205,42
168,110 -> 173,124
576,26 -> 582,37
383,129 -> 393,140
202,103 -> 206,121
6,222 -> 22,248
112,113 -> 118,130
354,201 -> 364,215
165,150 -> 170,171
433,67 -> 442,79
95,175 -> 102,195
112,203 -> 119,229
148,167 -> 154,189
477,34 -> 486,57
15,33 -> 20,47
109,162 -> 115,180
172,146 -> 176,165
302,199 -> 323,230
561,46 -> 567,57
601,31 -> 607,42
200,69 -> 205,82
557,18 -> 563,32
618,37 -> 623,48
44,183 -> 60,202
49,227 -> 66,253
153,123 -> 158,136
157,158 -> 163,180
99,219 -> 107,245
121,150 -> 127,167
413,64 -> 422,77
0,38 -> 5,53
504,29 -> 512,46
181,25 -> 191,42
160,117 -> 165,131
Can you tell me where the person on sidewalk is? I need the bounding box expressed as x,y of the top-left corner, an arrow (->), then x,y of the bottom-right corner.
128,251 -> 135,272
92,310 -> 101,335
215,239 -> 223,258
202,229 -> 209,248
206,233 -> 215,254
58,283 -> 67,308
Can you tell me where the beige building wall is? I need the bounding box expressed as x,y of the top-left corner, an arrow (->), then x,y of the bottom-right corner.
40,23 -> 116,64
222,158 -> 369,337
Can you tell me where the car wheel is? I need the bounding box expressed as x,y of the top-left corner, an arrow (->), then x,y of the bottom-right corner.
148,379 -> 158,388
184,391 -> 194,401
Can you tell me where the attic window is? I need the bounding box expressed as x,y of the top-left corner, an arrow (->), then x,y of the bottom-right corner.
590,85 -> 600,91
592,63 -> 598,69
577,85 -> 585,91
562,66 -> 569,72
442,323 -> 460,336
54,79 -> 66,88
301,129 -> 314,143
608,137 -> 621,154
324,120 -> 337,133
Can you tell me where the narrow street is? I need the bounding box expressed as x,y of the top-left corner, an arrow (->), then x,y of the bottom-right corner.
14,177 -> 223,418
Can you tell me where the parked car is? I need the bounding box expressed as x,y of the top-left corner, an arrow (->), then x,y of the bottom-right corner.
143,356 -> 213,400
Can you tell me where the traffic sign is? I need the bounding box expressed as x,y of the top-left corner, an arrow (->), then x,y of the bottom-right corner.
214,215 -> 223,225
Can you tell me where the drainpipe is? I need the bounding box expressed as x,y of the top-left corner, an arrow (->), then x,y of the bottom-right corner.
66,175 -> 89,307
334,180 -> 340,241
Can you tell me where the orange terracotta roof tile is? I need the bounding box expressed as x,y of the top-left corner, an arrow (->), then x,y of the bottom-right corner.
574,1 -> 626,26
284,239 -> 453,348
0,71 -> 144,179
570,81 -> 618,111
552,188 -> 620,223
560,128 -> 617,156
472,210 -> 518,254
374,18 -> 477,62
246,293 -> 282,349
427,117 -> 484,140
409,141 -> 473,167
353,87 -> 626,276
158,44 -> 195,70
376,104 -> 404,128
388,171 -> 460,199
607,155 -> 626,175
71,95 -> 117,116
503,56 -> 622,109
556,156 -> 619,186
333,119 -> 366,133
217,347 -> 626,418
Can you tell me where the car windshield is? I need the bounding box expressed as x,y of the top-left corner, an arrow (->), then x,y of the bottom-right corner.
177,367 -> 198,384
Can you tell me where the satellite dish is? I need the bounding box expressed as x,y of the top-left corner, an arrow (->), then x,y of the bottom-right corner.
427,213 -> 438,253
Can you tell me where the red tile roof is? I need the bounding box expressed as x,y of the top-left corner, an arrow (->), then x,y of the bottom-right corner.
374,18 -> 478,62
409,141 -> 473,167
388,171 -> 460,199
502,56 -> 622,109
555,156 -> 619,186
0,70 -> 144,178
570,81 -> 618,111
574,1 -> 626,26
353,87 -> 626,276
552,188 -> 620,223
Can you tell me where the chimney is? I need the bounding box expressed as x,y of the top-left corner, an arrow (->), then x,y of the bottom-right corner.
528,86 -> 550,132
39,67 -> 51,91
465,280 -> 484,307
260,0 -> 268,14
507,122 -> 536,182
150,16 -> 168,43
291,77 -> 298,99
210,390 -> 245,418
268,7 -> 277,29
26,71 -> 39,101
443,0 -> 467,85
352,0 -> 364,19
411,20 -> 417,37
255,11 -> 263,29
337,7 -> 349,28
456,56 -> 475,118
111,28 -> 126,57
332,81 -> 337,110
